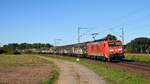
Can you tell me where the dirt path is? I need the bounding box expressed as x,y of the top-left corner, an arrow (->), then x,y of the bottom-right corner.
52,59 -> 106,84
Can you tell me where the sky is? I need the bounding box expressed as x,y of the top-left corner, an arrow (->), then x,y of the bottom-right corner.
0,0 -> 150,46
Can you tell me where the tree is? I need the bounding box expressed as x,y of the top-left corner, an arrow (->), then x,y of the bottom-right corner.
126,37 -> 150,53
0,47 -> 5,54
1,43 -> 53,54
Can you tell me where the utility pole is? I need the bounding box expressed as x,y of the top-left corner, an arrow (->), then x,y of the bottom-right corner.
54,39 -> 62,47
91,33 -> 99,41
78,27 -> 88,43
121,27 -> 124,45
78,27 -> 80,43
54,39 -> 62,54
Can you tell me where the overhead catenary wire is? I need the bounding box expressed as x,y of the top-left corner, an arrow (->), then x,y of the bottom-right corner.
65,7 -> 148,45
79,7 -> 148,42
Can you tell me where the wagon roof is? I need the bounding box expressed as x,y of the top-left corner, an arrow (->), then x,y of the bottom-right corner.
56,39 -> 105,48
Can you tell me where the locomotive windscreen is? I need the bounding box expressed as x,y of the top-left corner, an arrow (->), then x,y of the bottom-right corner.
108,41 -> 122,46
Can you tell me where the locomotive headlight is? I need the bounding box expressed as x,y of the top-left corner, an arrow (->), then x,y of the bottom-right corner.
109,49 -> 114,52
118,48 -> 122,51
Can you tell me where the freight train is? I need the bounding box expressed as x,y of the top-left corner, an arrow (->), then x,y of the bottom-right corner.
50,35 -> 125,61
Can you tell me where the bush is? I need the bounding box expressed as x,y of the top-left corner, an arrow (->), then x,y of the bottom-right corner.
0,49 -> 5,54
13,51 -> 21,55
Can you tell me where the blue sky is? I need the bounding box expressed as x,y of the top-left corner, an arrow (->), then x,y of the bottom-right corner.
0,0 -> 150,46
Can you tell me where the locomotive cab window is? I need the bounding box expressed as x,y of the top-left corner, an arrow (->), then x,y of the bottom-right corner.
108,41 -> 122,46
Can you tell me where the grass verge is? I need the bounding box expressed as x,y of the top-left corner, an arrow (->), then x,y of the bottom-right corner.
38,56 -> 59,84
43,55 -> 150,84
41,70 -> 59,84
125,53 -> 150,62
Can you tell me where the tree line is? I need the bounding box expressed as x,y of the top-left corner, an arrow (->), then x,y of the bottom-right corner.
0,36 -> 150,54
0,43 -> 53,54
125,37 -> 150,53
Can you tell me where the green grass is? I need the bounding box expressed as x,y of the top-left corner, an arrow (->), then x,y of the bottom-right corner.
43,55 -> 150,84
41,69 -> 59,84
125,53 -> 150,62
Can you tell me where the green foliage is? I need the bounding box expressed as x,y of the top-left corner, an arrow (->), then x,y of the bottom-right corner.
13,50 -> 21,55
1,43 -> 53,54
2,43 -> 18,54
125,53 -> 150,62
0,48 -> 5,54
41,70 -> 59,84
126,37 -> 150,53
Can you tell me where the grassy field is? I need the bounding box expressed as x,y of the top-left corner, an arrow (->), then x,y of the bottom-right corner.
0,54 -> 49,68
0,54 -> 59,84
43,55 -> 150,84
125,53 -> 150,62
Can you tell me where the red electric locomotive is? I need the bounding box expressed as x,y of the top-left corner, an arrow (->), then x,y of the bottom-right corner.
86,39 -> 124,61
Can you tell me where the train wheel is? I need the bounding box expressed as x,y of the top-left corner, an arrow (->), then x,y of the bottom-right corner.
119,58 -> 124,62
90,56 -> 92,59
102,57 -> 106,62
105,58 -> 112,62
109,58 -> 112,62
94,56 -> 97,60
93,56 -> 95,60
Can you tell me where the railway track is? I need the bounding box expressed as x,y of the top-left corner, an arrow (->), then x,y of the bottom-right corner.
117,61 -> 150,72
84,57 -> 150,72
126,62 -> 150,67
87,59 -> 149,79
